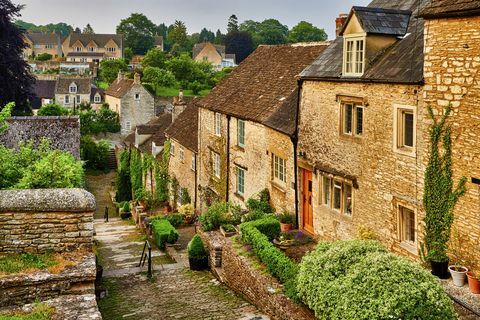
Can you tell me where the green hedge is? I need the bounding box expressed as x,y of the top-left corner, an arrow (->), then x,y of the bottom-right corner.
240,217 -> 298,299
297,240 -> 457,320
152,219 -> 179,249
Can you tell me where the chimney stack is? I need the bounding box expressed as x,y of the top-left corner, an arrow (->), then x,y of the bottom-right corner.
117,70 -> 124,83
336,13 -> 348,37
134,72 -> 141,85
172,90 -> 186,123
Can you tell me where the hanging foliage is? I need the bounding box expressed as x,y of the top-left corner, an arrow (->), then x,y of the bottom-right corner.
423,105 -> 466,263
154,140 -> 171,203
115,149 -> 132,202
129,148 -> 143,200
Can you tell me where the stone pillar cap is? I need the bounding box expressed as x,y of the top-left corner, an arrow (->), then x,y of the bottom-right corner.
0,188 -> 96,212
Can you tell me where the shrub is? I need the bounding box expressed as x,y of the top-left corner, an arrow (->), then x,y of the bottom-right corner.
243,209 -> 266,222
241,217 -> 297,299
152,219 -> 179,249
188,235 -> 207,259
179,187 -> 191,205
80,136 -> 110,170
37,103 -> 69,116
246,189 -> 274,213
199,201 -> 228,231
35,53 -> 53,61
276,213 -> 295,225
297,241 -> 457,320
178,203 -> 195,220
115,149 -> 132,202
165,213 -> 184,228
122,202 -> 131,212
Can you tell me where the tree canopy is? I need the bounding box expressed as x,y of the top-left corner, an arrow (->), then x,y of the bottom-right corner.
288,21 -> 327,43
15,19 -> 73,37
227,14 -> 239,33
99,59 -> 129,84
116,13 -> 157,54
225,31 -> 254,63
82,23 -> 94,34
168,20 -> 189,55
142,48 -> 168,69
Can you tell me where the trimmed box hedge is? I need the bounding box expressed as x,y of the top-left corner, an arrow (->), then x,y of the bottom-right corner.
152,219 -> 179,249
240,217 -> 298,299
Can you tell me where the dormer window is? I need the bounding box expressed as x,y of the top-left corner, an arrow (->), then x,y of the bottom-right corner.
69,83 -> 77,94
94,94 -> 101,103
343,35 -> 365,77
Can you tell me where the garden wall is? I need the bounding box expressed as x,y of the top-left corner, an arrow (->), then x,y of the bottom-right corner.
199,230 -> 315,320
0,116 -> 81,159
0,189 -> 96,253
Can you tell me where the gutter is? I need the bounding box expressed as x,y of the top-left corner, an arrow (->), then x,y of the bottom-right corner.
299,76 -> 424,86
293,80 -> 303,229
226,115 -> 231,202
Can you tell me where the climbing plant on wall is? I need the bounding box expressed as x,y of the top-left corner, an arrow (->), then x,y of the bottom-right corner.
115,149 -> 132,202
154,140 -> 171,203
129,148 -> 143,200
423,105 -> 466,263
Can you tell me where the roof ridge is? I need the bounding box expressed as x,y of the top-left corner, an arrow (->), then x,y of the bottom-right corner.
353,6 -> 413,14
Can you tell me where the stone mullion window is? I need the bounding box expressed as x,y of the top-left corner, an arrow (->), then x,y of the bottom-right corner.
272,154 -> 286,184
341,102 -> 363,137
398,205 -> 417,251
393,104 -> 416,156
237,119 -> 245,147
236,166 -> 245,196
321,174 -> 353,216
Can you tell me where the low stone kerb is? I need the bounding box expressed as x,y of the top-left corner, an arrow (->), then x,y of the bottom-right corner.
0,189 -> 96,213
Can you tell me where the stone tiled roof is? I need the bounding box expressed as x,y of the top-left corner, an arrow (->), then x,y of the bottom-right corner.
105,79 -> 134,98
124,113 -> 172,155
196,43 -> 329,131
55,76 -> 92,94
165,103 -> 198,152
420,0 -> 480,18
193,43 -> 225,59
24,32 -> 62,45
340,6 -> 411,36
264,89 -> 298,137
300,0 -> 428,84
67,33 -> 123,48
33,80 -> 56,98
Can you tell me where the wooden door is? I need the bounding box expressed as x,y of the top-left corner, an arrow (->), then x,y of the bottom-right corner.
302,169 -> 314,234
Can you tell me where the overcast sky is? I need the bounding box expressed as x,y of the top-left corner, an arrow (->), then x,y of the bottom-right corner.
14,0 -> 371,40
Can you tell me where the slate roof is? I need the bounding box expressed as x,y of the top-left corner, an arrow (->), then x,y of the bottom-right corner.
33,80 -> 56,98
165,102 -> 199,152
25,32 -> 62,45
193,43 -> 225,59
420,0 -> 480,18
90,86 -> 104,102
66,33 -> 123,48
196,43 -> 329,135
264,89 -> 298,137
55,77 -> 92,94
124,113 -> 172,154
105,79 -> 134,98
340,6 -> 411,36
300,0 -> 428,84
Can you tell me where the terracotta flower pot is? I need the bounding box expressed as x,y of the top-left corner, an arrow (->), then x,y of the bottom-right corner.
467,272 -> 480,294
449,265 -> 468,287
280,223 -> 293,232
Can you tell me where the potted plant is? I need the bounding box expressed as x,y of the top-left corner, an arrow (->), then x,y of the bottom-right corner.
220,223 -> 237,237
277,213 -> 295,232
134,188 -> 148,209
179,203 -> 195,224
188,235 -> 208,271
467,271 -> 480,294
447,228 -> 468,286
273,232 -> 295,250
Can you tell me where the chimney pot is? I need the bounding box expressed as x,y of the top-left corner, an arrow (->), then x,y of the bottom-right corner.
336,13 -> 348,37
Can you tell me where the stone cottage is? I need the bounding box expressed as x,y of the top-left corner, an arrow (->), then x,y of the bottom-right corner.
62,33 -> 123,63
193,42 -> 236,70
54,76 -> 92,110
23,32 -> 63,60
419,0 -> 480,269
105,72 -> 155,135
296,0 -> 427,257
196,43 -> 328,214
165,99 -> 199,208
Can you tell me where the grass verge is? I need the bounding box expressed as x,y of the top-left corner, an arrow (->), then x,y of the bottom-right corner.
0,303 -> 55,320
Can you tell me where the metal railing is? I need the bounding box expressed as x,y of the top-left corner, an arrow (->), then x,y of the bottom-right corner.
138,240 -> 152,278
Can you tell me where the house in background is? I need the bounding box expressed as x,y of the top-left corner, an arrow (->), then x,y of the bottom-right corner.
192,42 -> 236,70
30,79 -> 56,111
90,86 -> 105,109
23,32 -> 63,59
154,35 -> 164,51
296,0 -> 426,257
196,43 -> 328,214
62,32 -> 123,63
105,72 -> 155,135
54,76 -> 92,109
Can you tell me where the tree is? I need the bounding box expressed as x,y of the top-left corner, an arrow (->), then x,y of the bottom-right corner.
116,13 -> 157,54
82,23 -> 94,34
124,47 -> 134,62
99,59 -> 128,83
166,54 -> 212,88
0,0 -> 35,115
142,66 -> 176,89
142,48 -> 168,69
224,31 -> 254,63
288,21 -> 327,43
168,20 -> 189,54
0,102 -> 14,134
214,29 -> 225,44
37,103 -> 69,116
15,20 -> 73,37
227,14 -> 239,33
199,28 -> 215,43
257,19 -> 288,45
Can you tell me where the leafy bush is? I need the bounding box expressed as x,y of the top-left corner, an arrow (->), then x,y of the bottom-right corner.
122,202 -> 131,212
241,217 -> 297,299
129,148 -> 143,199
188,234 -> 207,259
199,201 -> 228,231
276,213 -> 295,225
243,209 -> 266,222
79,107 -> 120,135
152,219 -> 179,249
115,149 -> 132,202
221,223 -> 236,233
178,203 -> 195,220
179,187 -> 191,205
297,240 -> 457,320
246,189 -> 274,213
35,53 -> 53,61
80,136 -> 110,170
37,103 -> 69,116
99,58 -> 128,83
165,213 -> 184,228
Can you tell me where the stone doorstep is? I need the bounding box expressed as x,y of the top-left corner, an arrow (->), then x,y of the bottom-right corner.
441,279 -> 480,316
0,294 -> 101,320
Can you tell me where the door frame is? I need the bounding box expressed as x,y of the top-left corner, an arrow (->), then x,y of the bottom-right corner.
301,169 -> 314,234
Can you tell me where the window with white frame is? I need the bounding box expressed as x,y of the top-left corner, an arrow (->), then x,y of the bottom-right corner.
214,112 -> 221,136
125,121 -> 131,131
45,44 -> 54,49
69,83 -> 77,94
94,94 -> 101,103
64,95 -> 70,104
76,95 -> 80,104
272,154 -> 286,183
106,47 -> 116,52
212,152 -> 220,178
342,102 -> 363,137
80,58 -> 87,62
75,46 -> 82,52
179,147 -> 185,162
343,36 -> 365,76
170,143 -> 175,156
236,166 -> 245,196
394,105 -> 416,153
399,206 -> 416,245
237,119 -> 245,147
87,47 -> 95,52
191,154 -> 196,171
321,175 -> 353,216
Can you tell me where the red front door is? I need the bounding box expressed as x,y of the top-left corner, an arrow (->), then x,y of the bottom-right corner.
302,169 -> 314,234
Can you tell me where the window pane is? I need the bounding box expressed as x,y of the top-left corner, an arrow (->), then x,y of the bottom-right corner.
238,120 -> 245,146
355,107 -> 363,135
401,207 -> 416,243
344,104 -> 353,134
356,40 -> 364,74
237,168 -> 245,195
403,112 -> 414,147
323,177 -> 331,206
343,184 -> 352,215
346,41 -> 354,73
333,181 -> 342,210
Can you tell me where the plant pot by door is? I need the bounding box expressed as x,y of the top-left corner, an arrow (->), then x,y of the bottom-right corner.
431,261 -> 450,279
449,265 -> 468,286
467,272 -> 480,294
188,257 -> 208,271
280,223 -> 293,232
